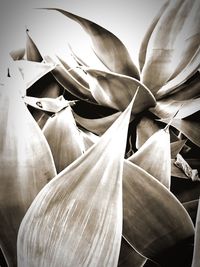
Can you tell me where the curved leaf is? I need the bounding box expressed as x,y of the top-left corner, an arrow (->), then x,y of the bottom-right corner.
0,82 -> 56,266
73,110 -> 121,135
168,0 -> 200,80
85,68 -> 156,112
26,29 -> 43,62
123,160 -> 194,261
17,97 -> 134,267
138,0 -> 169,72
150,98 -> 200,119
141,0 -> 194,95
157,46 -> 200,98
160,117 -> 200,147
129,129 -> 171,188
15,59 -> 56,89
42,8 -> 140,79
43,107 -> 85,173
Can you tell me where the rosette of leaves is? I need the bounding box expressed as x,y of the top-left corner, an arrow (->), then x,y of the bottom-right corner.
1,0 -> 200,266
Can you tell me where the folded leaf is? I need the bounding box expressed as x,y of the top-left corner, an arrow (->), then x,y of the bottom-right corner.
17,96 -> 134,267
135,116 -> 161,149
138,0 -> 169,72
23,95 -> 75,113
0,81 -> 56,266
141,0 -> 194,95
123,160 -> 194,261
85,68 -> 156,112
73,110 -> 121,135
129,128 -> 171,188
15,59 -> 56,89
26,29 -> 43,62
43,107 -> 85,173
192,198 -> 200,267
42,8 -> 140,79
160,117 -> 200,147
157,46 -> 200,98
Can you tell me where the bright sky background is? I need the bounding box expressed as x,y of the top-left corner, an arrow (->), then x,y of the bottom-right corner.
1,0 -> 165,74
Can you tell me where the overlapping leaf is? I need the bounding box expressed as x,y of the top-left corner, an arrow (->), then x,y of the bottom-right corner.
15,59 -> 56,89
85,68 -> 156,112
17,97 -> 134,267
43,106 -> 85,173
0,81 -> 56,266
41,8 -> 140,79
122,160 -> 194,262
129,128 -> 171,188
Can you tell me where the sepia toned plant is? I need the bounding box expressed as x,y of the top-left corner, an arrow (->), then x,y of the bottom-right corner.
1,0 -> 200,266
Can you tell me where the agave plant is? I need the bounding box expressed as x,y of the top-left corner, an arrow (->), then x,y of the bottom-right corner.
1,0 -> 200,266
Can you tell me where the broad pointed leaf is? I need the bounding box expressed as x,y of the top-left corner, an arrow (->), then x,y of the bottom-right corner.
26,29 -> 43,62
42,8 -> 140,79
0,81 -> 56,266
17,97 -> 134,267
123,160 -> 194,262
85,68 -> 156,112
43,107 -> 85,173
129,129 -> 171,188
